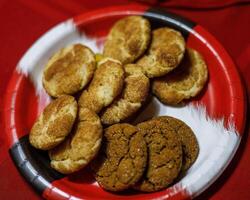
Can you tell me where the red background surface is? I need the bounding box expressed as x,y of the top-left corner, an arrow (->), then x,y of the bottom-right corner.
0,0 -> 249,199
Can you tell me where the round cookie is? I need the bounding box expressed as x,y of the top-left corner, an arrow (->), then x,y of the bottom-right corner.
78,57 -> 125,113
91,123 -> 147,192
154,116 -> 199,172
49,107 -> 103,174
134,119 -> 182,192
101,64 -> 150,125
103,16 -> 151,64
152,48 -> 208,105
137,27 -> 185,78
43,43 -> 96,97
29,95 -> 77,150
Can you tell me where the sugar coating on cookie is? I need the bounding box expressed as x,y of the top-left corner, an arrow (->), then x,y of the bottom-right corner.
91,123 -> 147,191
153,116 -> 199,172
29,95 -> 77,150
137,27 -> 185,78
49,107 -> 103,174
134,119 -> 182,192
43,44 -> 96,97
78,57 -> 125,113
101,64 -> 150,125
152,48 -> 208,105
103,16 -> 151,64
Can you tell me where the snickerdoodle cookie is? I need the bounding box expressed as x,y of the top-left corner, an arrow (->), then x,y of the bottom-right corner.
137,27 -> 185,78
78,57 -> 125,113
152,48 -> 208,105
43,44 -> 96,97
29,95 -> 77,150
101,64 -> 150,125
49,107 -> 103,174
103,16 -> 151,64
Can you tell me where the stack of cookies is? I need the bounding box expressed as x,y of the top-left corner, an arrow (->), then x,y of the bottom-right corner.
29,15 -> 207,193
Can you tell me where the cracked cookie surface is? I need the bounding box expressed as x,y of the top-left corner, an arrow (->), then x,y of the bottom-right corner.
101,64 -> 150,125
49,107 -> 103,174
78,57 -> 124,113
137,27 -> 185,78
43,44 -> 96,97
134,119 -> 182,192
29,95 -> 77,150
152,48 -> 208,105
91,123 -> 147,191
103,16 -> 151,64
154,116 -> 199,172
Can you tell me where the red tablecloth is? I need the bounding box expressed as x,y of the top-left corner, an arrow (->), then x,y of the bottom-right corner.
0,0 -> 249,199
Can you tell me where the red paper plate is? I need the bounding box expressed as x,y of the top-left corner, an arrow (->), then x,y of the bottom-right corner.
4,4 -> 246,200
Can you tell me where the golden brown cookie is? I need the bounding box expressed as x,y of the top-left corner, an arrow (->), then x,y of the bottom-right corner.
49,107 -> 103,174
78,57 -> 125,113
152,48 -> 208,105
91,123 -> 147,192
101,64 -> 150,125
153,116 -> 199,172
134,119 -> 182,192
103,16 -> 151,64
43,44 -> 96,97
137,27 -> 185,78
29,95 -> 77,150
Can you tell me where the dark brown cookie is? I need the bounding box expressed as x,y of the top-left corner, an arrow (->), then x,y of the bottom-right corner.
91,123 -> 147,192
154,116 -> 199,172
134,119 -> 182,192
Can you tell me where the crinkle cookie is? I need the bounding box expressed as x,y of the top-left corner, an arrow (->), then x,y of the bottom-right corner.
91,123 -> 147,191
49,108 -> 103,174
103,16 -> 151,64
101,64 -> 150,125
137,27 -> 185,78
153,116 -> 199,172
78,57 -> 124,113
152,48 -> 208,105
43,44 -> 96,97
134,119 -> 182,192
29,95 -> 77,150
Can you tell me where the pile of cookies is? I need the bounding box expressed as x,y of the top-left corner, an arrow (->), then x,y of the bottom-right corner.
29,15 -> 207,192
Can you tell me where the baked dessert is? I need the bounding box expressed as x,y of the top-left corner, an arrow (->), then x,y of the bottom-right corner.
78,57 -> 125,113
137,27 -> 185,78
134,118 -> 182,192
103,16 -> 151,64
101,64 -> 150,125
91,123 -> 147,191
43,44 -> 96,97
152,48 -> 208,105
29,95 -> 77,150
49,107 -> 103,174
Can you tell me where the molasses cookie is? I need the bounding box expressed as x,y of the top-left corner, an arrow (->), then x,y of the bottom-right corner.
92,123 -> 147,191
134,119 -> 182,192
154,116 -> 199,172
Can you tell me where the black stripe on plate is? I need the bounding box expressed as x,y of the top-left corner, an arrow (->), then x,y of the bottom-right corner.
143,7 -> 196,39
9,135 -> 65,194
